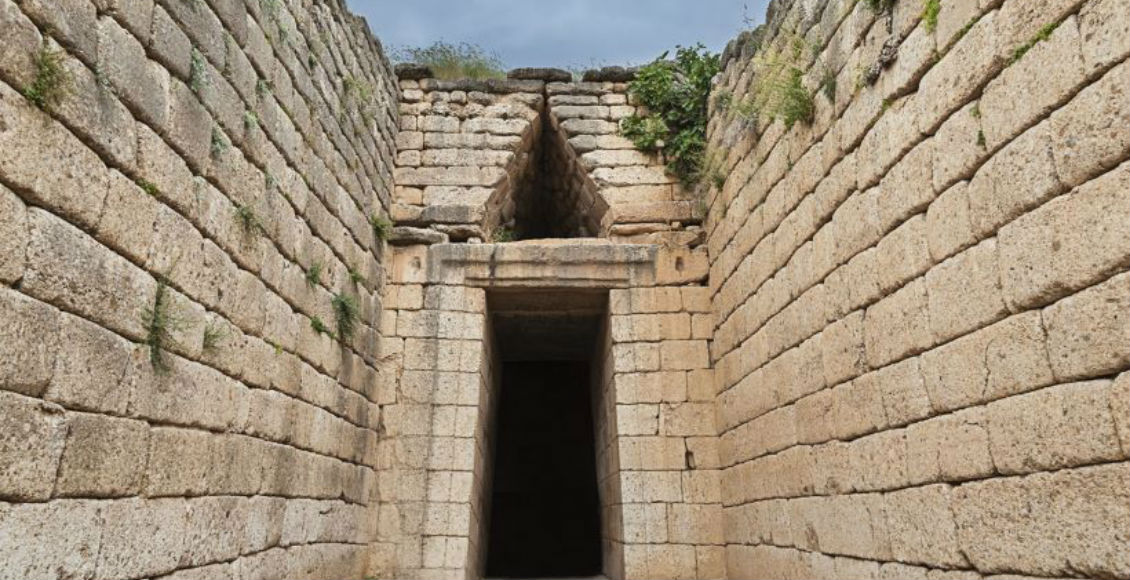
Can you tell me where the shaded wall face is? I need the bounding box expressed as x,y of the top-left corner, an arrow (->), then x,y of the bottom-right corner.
0,0 -> 398,577
705,0 -> 1130,577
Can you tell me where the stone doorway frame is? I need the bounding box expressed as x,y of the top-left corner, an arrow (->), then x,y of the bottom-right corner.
375,240 -> 723,580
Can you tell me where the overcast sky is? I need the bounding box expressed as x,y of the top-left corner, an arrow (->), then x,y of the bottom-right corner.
348,0 -> 770,69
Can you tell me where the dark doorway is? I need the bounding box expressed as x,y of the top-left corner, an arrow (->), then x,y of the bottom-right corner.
483,360 -> 603,578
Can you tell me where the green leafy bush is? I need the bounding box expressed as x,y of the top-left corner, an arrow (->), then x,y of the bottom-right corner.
620,44 -> 720,186
392,41 -> 505,80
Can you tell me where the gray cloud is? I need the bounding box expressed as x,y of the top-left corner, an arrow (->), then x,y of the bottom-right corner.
347,0 -> 770,69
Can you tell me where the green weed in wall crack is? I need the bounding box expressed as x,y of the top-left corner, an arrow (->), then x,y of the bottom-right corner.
620,44 -> 720,187
310,315 -> 332,337
23,42 -> 71,110
202,320 -> 227,353
234,203 -> 265,237
922,0 -> 941,33
305,260 -> 323,288
332,293 -> 359,342
143,276 -> 190,373
370,214 -> 391,241
1010,21 -> 1059,64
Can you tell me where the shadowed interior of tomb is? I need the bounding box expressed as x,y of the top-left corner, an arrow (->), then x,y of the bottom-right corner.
484,291 -> 606,578
503,110 -> 607,241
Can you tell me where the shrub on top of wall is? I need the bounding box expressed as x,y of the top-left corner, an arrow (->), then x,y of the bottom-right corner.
620,44 -> 721,187
391,41 -> 506,80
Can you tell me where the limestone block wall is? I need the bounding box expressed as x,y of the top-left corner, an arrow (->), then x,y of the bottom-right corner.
704,0 -> 1129,577
392,71 -> 705,245
607,285 -> 725,580
0,0 -> 398,577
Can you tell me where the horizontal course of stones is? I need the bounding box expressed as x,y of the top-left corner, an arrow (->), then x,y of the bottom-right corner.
391,70 -> 705,245
0,0 -> 399,577
703,0 -> 1129,577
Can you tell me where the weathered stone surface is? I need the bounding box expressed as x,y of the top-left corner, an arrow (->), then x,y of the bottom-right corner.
1042,272 -> 1130,381
0,183 -> 26,284
388,226 -> 449,246
395,63 -> 433,80
56,413 -> 148,497
926,238 -> 1007,342
507,67 -> 572,82
0,392 -> 65,501
998,161 -> 1130,311
0,500 -> 103,579
985,380 -> 1122,474
953,463 -> 1130,578
0,287 -> 59,397
864,279 -> 933,368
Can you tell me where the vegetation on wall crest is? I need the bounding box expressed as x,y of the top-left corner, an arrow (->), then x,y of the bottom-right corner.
391,41 -> 506,80
620,44 -> 721,187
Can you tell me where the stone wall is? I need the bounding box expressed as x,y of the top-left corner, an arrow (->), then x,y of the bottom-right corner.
0,0 -> 398,577
392,71 -> 705,245
704,0 -> 1129,577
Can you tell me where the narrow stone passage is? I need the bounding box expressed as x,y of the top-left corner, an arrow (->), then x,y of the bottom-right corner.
484,361 -> 602,578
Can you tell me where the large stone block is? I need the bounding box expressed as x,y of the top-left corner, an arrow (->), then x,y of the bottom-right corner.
864,278 -> 933,368
925,180 -> 975,262
95,170 -> 160,265
906,408 -> 994,485
875,214 -> 931,294
1078,0 -> 1130,73
953,463 -> 1130,578
0,84 -> 110,229
986,380 -> 1122,475
97,497 -> 188,579
998,161 -> 1130,311
0,500 -> 103,579
56,413 -> 148,497
967,122 -> 1064,238
660,340 -> 710,370
0,287 -> 59,397
820,310 -> 868,386
98,14 -> 168,127
144,426 -> 214,497
166,79 -> 213,171
616,371 -> 687,404
883,484 -> 967,568
0,183 -> 26,284
979,16 -> 1086,150
126,350 -> 248,431
622,502 -> 668,542
920,311 -> 1053,412
0,391 -> 65,501
660,402 -> 715,436
1048,61 -> 1129,187
1042,273 -> 1130,380
617,404 -> 659,436
23,208 -> 155,341
870,356 -> 931,428
668,503 -> 724,545
926,238 -> 1008,343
